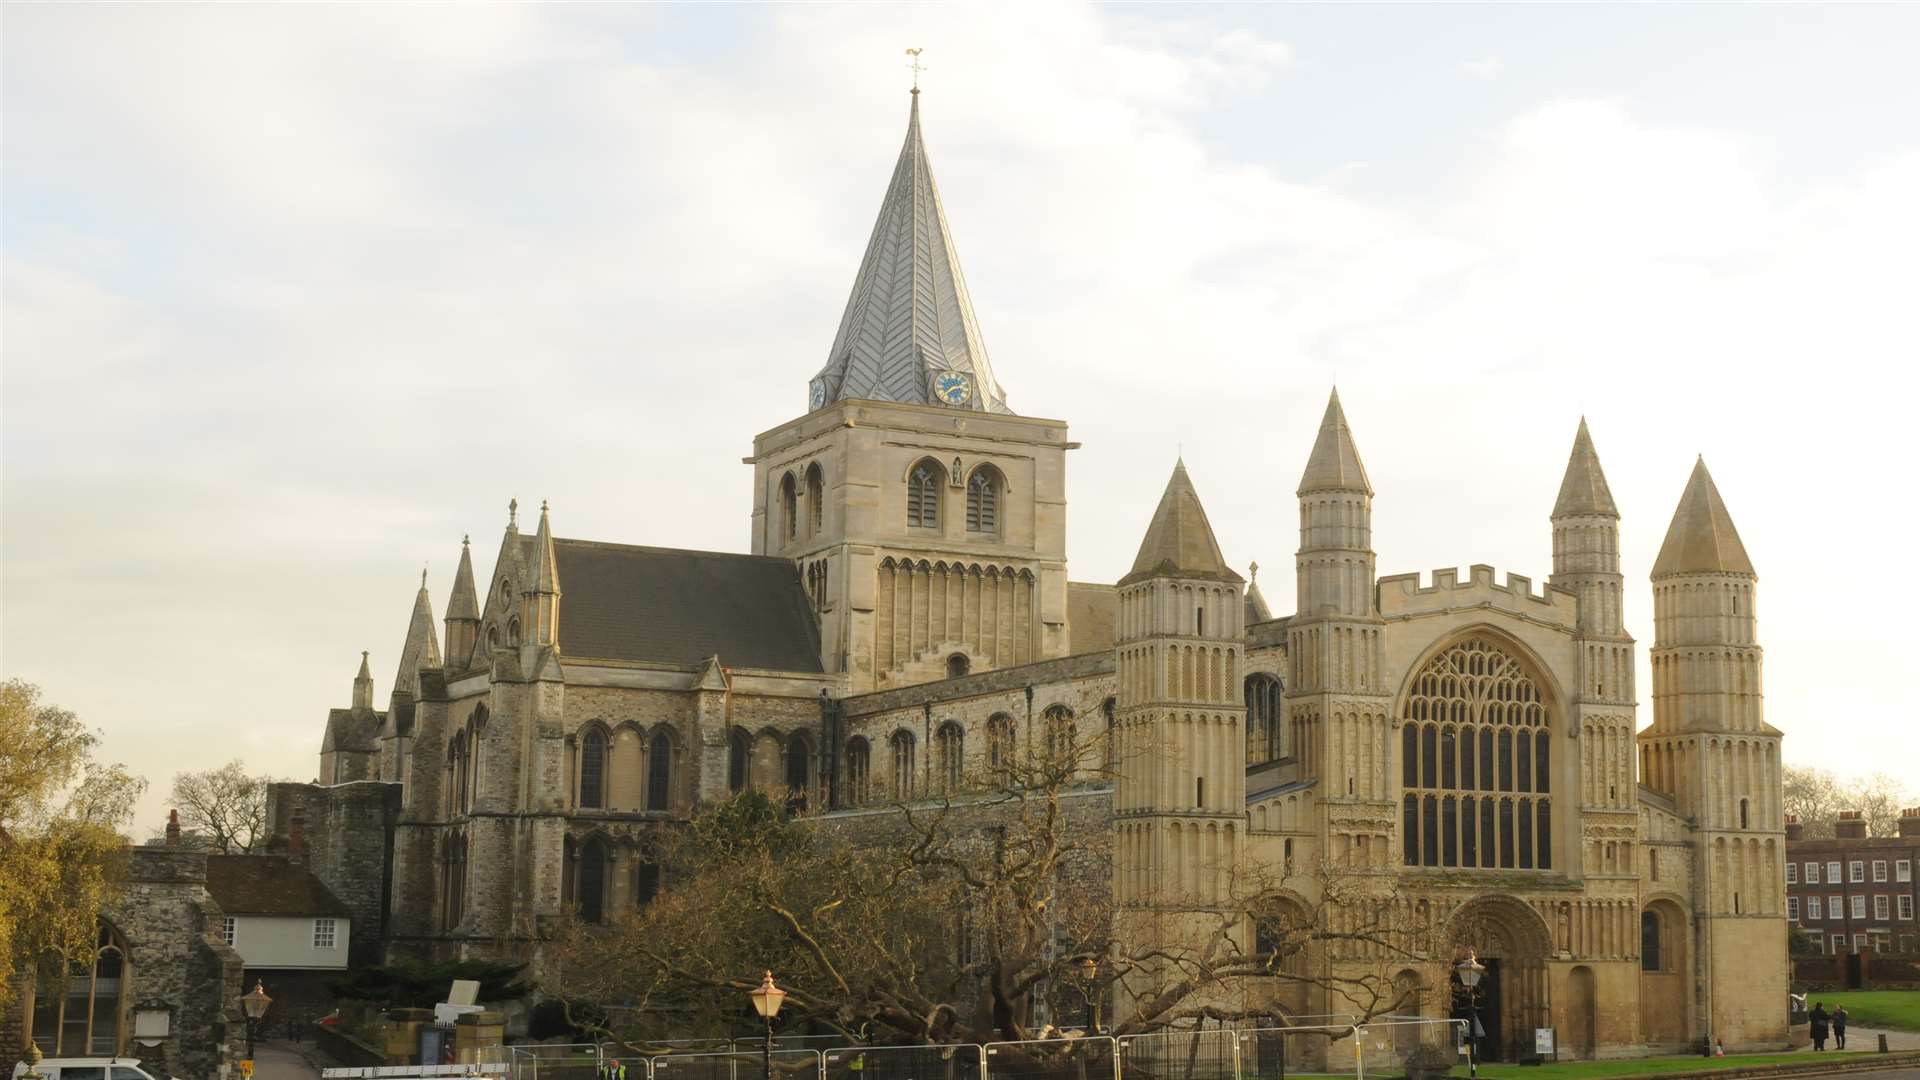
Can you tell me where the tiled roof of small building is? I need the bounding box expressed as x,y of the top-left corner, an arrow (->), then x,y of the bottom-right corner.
553,539 -> 823,672
205,854 -> 353,918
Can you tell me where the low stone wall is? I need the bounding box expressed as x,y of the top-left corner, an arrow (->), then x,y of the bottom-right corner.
313,1024 -> 387,1068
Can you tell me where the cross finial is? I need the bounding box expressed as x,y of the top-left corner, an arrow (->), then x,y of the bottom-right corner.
906,47 -> 925,92
509,497 -> 518,527
1250,560 -> 1259,583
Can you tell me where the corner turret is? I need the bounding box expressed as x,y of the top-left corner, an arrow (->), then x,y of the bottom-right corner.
352,650 -> 373,711
524,501 -> 561,648
445,536 -> 480,671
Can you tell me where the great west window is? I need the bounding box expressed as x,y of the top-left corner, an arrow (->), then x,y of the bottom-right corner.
1401,637 -> 1553,870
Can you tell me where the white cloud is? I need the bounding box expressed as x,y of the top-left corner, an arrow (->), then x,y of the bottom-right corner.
3,4 -> 1915,826
1464,56 -> 1504,80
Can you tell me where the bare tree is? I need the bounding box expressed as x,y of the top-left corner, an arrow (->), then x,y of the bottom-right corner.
1783,765 -> 1842,838
169,759 -> 270,853
1847,772 -> 1911,838
546,727 -> 1417,1051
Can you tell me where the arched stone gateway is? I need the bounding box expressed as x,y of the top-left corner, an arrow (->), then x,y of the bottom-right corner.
1443,895 -> 1553,1062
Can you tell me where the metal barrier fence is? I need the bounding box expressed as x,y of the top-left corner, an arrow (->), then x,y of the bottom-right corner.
982,1037 -> 1117,1080
484,1018 -> 1467,1080
825,1043 -> 984,1080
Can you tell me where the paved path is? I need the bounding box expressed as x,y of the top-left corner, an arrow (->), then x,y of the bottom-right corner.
252,1040 -> 325,1080
1796,1024 -> 1920,1052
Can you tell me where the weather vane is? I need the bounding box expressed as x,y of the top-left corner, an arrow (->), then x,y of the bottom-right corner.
906,47 -> 925,91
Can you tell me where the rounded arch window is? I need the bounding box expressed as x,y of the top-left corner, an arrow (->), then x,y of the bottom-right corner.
1245,673 -> 1284,765
966,465 -> 1002,533
508,618 -> 521,646
845,736 -> 872,807
907,459 -> 945,529
947,653 -> 971,679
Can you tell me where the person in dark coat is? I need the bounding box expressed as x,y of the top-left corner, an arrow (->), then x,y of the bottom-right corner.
1810,1002 -> 1830,1051
1833,1005 -> 1849,1049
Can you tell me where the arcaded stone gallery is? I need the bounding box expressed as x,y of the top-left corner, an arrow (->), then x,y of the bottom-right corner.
288,90 -> 1788,1059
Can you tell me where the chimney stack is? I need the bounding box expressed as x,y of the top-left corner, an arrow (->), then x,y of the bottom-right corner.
288,810 -> 306,861
1784,814 -> 1803,842
1835,810 -> 1868,840
165,809 -> 181,847
1899,807 -> 1920,839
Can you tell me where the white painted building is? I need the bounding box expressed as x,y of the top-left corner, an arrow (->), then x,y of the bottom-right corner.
205,854 -> 352,971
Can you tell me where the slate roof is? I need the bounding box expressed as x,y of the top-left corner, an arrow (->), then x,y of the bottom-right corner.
811,91 -> 1012,415
205,854 -> 353,918
552,539 -> 824,672
1652,457 -> 1754,577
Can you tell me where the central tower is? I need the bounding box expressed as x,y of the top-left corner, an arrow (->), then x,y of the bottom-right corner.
748,91 -> 1071,690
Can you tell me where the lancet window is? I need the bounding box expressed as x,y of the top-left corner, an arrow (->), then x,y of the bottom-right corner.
1399,637 -> 1554,871
1245,673 -> 1284,765
890,729 -> 917,800
966,466 -> 1001,533
845,736 -> 871,806
907,459 -> 944,529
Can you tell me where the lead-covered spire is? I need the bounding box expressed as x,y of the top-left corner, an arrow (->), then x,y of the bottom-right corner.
1297,389 -> 1371,496
1653,457 -> 1754,578
1121,460 -> 1241,586
1553,417 -> 1619,519
810,91 -> 1011,414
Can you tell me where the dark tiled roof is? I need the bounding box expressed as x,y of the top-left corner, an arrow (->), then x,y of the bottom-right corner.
205,854 -> 353,918
553,539 -> 823,672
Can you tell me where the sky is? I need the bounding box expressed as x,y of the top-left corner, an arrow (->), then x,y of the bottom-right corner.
4,3 -> 1917,833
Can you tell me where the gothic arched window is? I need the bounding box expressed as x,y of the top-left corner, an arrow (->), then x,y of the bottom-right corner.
907,459 -> 944,529
647,729 -> 673,812
846,736 -> 872,807
29,921 -> 127,1055
785,730 -> 812,813
966,466 -> 1001,533
936,721 -> 965,793
578,728 -> 607,810
1399,637 -> 1554,871
1044,705 -> 1076,764
728,728 -> 752,793
987,713 -> 1015,771
634,859 -> 661,908
890,729 -> 917,800
779,472 -> 798,544
577,836 -> 610,923
806,463 -> 825,534
1245,673 -> 1285,765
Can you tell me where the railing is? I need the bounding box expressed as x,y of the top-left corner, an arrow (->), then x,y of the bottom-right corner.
485,1019 -> 1469,1080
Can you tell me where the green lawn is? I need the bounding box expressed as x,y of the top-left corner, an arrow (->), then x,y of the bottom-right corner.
1809,989 -> 1920,1032
1434,1050 -> 1889,1078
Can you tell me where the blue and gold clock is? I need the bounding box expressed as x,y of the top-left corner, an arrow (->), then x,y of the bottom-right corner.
809,378 -> 828,411
932,370 -> 974,407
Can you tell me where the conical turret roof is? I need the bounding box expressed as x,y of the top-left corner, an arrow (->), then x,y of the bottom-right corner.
1121,460 -> 1242,586
1297,389 -> 1372,496
1652,457 -> 1754,577
531,501 -> 560,596
447,535 -> 480,621
394,572 -> 442,696
810,92 -> 1011,414
1553,418 -> 1619,518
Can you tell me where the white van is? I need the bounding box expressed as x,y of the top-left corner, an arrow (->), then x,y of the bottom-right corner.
12,1059 -> 176,1080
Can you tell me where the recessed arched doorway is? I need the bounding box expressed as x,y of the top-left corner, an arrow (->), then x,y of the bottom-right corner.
1444,894 -> 1554,1062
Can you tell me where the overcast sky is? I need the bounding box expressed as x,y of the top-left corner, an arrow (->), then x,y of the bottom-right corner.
5,4 -> 1917,832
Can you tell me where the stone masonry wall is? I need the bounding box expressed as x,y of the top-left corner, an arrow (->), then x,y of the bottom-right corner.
267,780 -> 401,967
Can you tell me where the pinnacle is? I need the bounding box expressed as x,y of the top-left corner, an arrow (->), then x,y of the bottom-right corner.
1552,417 -> 1619,518
1652,457 -> 1754,578
1121,460 -> 1242,586
1297,388 -> 1371,496
447,533 -> 480,622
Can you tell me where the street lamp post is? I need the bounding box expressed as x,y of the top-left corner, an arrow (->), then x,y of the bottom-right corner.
240,981 -> 273,1062
748,971 -> 787,1080
1455,952 -> 1485,1079
1077,957 -> 1100,1035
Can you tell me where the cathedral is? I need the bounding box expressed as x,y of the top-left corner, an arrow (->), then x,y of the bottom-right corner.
290,89 -> 1788,1059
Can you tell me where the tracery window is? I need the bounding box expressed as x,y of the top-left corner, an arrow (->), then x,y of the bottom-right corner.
890,729 -> 917,800
966,466 -> 1001,533
1245,673 -> 1285,765
1399,637 -> 1553,870
785,730 -> 812,813
936,722 -> 966,793
579,727 -> 608,810
986,713 -> 1015,771
440,832 -> 467,930
29,922 -> 126,1055
845,736 -> 872,806
907,459 -> 943,529
1043,705 -> 1076,765
728,728 -> 752,793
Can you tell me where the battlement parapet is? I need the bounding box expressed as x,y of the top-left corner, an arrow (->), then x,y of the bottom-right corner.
1378,564 -> 1577,627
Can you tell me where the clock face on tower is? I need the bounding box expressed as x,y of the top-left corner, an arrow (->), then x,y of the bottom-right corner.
932,370 -> 973,407
808,379 -> 828,411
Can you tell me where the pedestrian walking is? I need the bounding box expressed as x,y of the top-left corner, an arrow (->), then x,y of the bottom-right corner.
1833,1005 -> 1848,1050
1810,1002 -> 1830,1051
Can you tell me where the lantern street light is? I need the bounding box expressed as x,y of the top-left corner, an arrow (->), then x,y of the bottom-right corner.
1454,952 -> 1485,1078
748,971 -> 787,1080
1076,957 -> 1100,1035
240,981 -> 273,1061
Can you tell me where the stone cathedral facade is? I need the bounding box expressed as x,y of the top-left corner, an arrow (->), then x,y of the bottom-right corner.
288,90 -> 1788,1059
